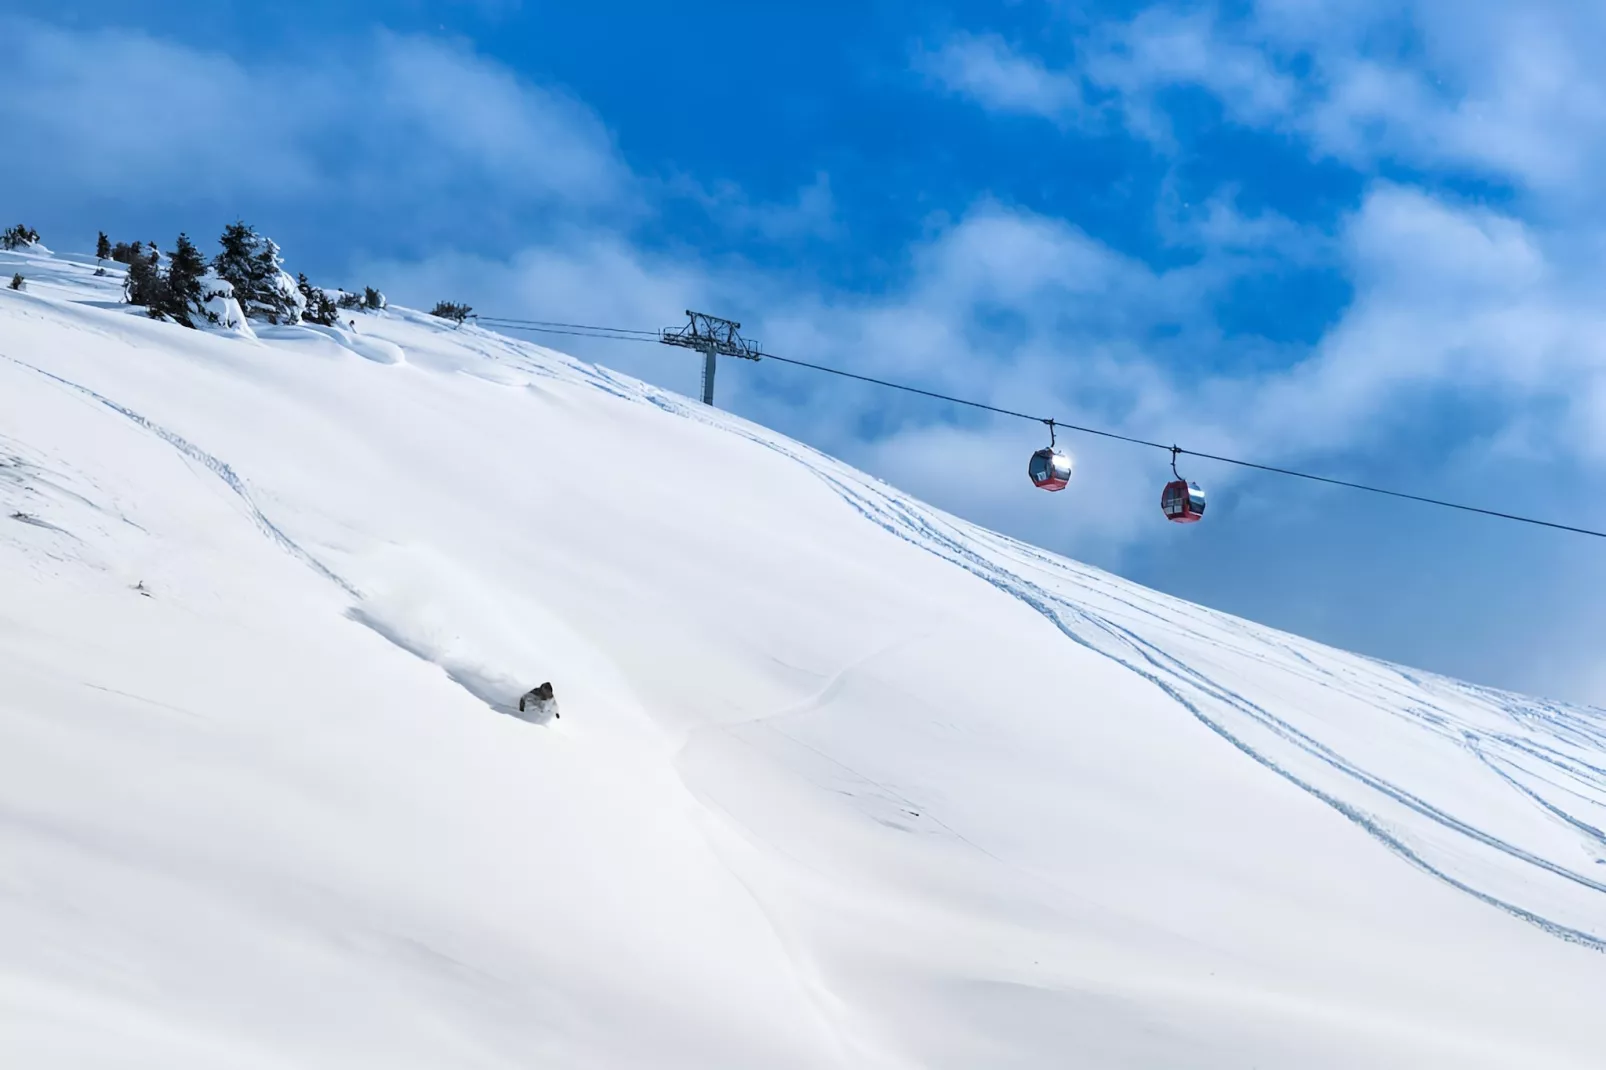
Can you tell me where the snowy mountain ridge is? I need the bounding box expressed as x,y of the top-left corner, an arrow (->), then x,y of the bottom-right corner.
1,244 -> 1603,1068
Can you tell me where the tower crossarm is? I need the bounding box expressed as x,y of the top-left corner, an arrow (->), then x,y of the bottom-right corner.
659,310 -> 762,361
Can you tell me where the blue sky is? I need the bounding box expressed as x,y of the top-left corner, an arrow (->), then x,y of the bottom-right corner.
5,1 -> 1605,704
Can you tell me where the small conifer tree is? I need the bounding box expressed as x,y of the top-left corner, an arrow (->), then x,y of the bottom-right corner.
124,250 -> 165,311
213,221 -> 303,324
297,274 -> 339,326
2,225 -> 40,250
253,238 -> 301,324
214,221 -> 261,308
363,286 -> 386,311
9,273 -> 23,291
96,232 -> 112,261
430,301 -> 473,325
154,234 -> 207,327
123,234 -> 207,328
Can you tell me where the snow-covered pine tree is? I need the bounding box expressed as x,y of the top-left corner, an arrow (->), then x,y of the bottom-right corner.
159,234 -> 209,328
124,248 -> 165,312
297,274 -> 340,326
9,274 -> 23,291
2,225 -> 41,250
213,222 -> 305,325
251,238 -> 304,325
363,286 -> 386,311
213,221 -> 263,310
96,232 -> 112,261
110,241 -> 143,265
431,301 -> 473,324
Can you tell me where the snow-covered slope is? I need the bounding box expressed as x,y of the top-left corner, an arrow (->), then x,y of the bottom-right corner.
2,246 -> 1603,1069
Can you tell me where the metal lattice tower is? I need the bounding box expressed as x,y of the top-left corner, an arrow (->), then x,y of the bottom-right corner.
660,311 -> 762,406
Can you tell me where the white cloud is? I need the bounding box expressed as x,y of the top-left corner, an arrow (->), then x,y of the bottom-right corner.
667,171 -> 841,242
921,11 -> 1293,144
1086,6 -> 1297,143
916,33 -> 1087,123
0,17 -> 629,217
1135,3 -> 1606,195
1265,4 -> 1606,193
924,4 -> 1606,199
372,233 -> 710,338
1231,185 -> 1606,466
0,20 -> 318,201
362,32 -> 626,207
1155,179 -> 1329,266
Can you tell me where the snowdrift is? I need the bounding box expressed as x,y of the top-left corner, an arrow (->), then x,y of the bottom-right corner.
1,245 -> 1603,1068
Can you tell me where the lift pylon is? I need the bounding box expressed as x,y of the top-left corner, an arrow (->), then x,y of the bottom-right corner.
659,311 -> 761,406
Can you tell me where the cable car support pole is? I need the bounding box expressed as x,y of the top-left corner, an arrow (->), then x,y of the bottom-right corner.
659,311 -> 762,408
700,341 -> 716,406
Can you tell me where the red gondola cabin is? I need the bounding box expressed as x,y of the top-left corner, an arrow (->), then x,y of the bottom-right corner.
1029,448 -> 1073,492
1161,479 -> 1206,523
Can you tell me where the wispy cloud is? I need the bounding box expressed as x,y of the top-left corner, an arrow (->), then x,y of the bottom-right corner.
915,33 -> 1088,124
0,20 -> 321,202
1252,2 -> 1606,194
358,32 -> 626,208
932,3 -> 1606,197
917,12 -> 1293,143
1087,7 -> 1298,144
0,18 -> 631,231
666,171 -> 841,242
1155,179 -> 1330,265
1249,185 -> 1606,460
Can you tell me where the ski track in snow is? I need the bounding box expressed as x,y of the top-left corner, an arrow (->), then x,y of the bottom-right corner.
820,471 -> 1606,950
552,359 -> 1606,952
0,352 -> 359,599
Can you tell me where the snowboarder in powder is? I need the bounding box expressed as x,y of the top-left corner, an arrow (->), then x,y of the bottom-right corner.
518,682 -> 558,719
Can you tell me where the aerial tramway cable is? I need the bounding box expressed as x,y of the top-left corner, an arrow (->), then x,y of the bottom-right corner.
475,315 -> 1606,540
